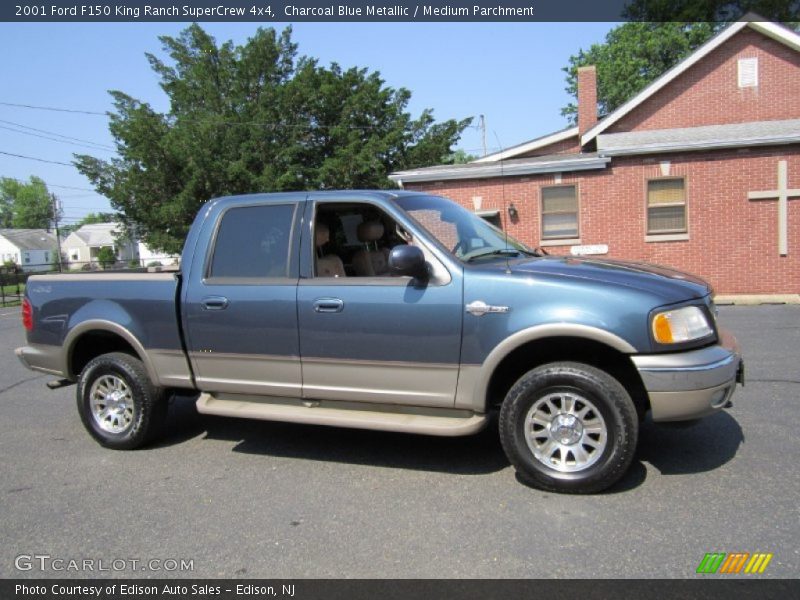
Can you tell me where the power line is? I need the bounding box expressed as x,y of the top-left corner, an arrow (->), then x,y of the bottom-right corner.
0,118 -> 115,150
0,101 -> 106,116
1,99 -> 482,131
0,150 -> 74,166
3,177 -> 97,192
0,125 -> 115,153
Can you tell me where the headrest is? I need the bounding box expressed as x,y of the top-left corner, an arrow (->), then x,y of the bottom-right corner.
315,223 -> 330,247
357,221 -> 384,243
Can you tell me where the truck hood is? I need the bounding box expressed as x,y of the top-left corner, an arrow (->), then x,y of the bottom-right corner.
491,255 -> 711,303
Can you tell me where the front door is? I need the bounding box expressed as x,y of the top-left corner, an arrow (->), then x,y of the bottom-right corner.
183,199 -> 303,397
297,198 -> 463,407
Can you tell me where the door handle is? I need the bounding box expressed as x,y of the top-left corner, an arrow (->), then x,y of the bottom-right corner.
313,297 -> 344,313
201,296 -> 229,311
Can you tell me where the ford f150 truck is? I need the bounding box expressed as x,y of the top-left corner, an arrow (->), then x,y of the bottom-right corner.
16,191 -> 744,493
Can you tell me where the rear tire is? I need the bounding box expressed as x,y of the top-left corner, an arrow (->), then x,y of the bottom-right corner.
76,352 -> 167,450
499,361 -> 638,494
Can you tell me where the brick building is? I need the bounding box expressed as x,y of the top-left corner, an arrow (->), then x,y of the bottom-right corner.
389,18 -> 800,294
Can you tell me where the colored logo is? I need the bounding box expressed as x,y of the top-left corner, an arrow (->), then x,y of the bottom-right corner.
696,552 -> 773,574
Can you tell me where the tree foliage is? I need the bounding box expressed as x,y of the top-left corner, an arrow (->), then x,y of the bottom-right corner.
561,1 -> 799,122
75,25 -> 472,254
0,176 -> 53,229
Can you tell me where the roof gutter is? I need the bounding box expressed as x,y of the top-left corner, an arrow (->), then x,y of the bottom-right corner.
599,134 -> 800,157
389,155 -> 610,184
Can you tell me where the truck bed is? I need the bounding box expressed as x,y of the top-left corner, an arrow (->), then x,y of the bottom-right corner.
19,272 -> 193,389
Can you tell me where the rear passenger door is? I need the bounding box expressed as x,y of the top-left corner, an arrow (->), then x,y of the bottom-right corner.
183,199 -> 303,397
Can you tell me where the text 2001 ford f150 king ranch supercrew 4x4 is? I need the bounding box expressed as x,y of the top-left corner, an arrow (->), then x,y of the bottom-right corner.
16,191 -> 744,493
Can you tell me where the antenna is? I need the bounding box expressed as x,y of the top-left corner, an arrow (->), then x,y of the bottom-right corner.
479,115 -> 487,157
492,131 -> 512,275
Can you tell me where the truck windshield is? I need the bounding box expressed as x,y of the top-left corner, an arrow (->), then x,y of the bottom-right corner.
394,194 -> 536,262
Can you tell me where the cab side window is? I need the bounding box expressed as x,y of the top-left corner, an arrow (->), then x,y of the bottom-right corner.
313,203 -> 409,278
208,204 -> 295,279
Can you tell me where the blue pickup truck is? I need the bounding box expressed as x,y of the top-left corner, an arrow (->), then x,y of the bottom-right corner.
16,191 -> 744,493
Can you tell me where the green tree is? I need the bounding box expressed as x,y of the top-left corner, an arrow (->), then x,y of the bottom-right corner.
75,25 -> 471,254
95,246 -> 116,269
0,176 -> 53,229
561,2 -> 799,122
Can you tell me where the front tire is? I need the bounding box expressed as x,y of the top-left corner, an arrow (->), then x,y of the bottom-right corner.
76,352 -> 167,450
499,362 -> 638,494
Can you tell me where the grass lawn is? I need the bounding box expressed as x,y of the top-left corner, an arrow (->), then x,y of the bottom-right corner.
1,282 -> 25,306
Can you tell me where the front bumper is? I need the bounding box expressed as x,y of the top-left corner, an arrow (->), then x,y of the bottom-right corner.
631,329 -> 743,422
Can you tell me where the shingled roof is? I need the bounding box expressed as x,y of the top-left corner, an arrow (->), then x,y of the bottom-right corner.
0,229 -> 57,251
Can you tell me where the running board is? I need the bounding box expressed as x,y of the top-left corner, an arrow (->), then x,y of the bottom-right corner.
195,393 -> 488,437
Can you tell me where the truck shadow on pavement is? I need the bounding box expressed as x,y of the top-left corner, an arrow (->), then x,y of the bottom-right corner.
610,411 -> 745,492
160,396 -> 744,488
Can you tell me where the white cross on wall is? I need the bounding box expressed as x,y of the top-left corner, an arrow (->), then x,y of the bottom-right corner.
748,160 -> 800,256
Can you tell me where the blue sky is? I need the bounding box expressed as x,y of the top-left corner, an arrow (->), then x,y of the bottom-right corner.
0,21 -> 614,224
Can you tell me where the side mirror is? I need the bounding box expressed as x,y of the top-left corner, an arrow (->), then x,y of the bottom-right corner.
388,245 -> 428,280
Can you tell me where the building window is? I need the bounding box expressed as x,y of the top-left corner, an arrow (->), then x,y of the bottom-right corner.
541,185 -> 579,240
738,57 -> 758,88
647,178 -> 687,234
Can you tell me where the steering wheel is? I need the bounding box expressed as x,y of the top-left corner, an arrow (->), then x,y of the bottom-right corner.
451,240 -> 466,256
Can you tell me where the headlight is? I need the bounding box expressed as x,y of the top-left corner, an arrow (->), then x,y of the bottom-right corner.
652,306 -> 713,344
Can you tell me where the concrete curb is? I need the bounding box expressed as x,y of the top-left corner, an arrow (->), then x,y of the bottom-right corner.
715,294 -> 800,305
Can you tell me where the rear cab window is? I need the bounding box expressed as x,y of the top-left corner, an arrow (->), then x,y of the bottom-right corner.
207,203 -> 297,281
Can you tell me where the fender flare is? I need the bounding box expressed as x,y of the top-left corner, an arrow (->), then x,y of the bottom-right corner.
63,319 -> 159,384
463,323 -> 637,411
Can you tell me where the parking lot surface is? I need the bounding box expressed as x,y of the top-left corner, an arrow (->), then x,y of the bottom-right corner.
0,305 -> 798,578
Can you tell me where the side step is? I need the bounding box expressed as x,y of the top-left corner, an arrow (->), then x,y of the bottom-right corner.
195,393 -> 488,437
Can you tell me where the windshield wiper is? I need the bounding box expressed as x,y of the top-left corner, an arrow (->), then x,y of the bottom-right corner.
466,249 -> 528,262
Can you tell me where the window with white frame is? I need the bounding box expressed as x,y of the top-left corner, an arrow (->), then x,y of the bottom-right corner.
647,178 -> 687,234
541,185 -> 579,240
737,57 -> 758,88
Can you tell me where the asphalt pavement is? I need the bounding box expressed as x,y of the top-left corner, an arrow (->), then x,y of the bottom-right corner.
0,305 -> 797,578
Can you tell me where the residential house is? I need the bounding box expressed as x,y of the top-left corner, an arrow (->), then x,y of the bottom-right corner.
61,222 -> 139,268
0,229 -> 58,272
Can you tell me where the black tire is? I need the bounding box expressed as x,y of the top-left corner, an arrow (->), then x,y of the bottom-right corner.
499,361 -> 638,494
76,352 -> 167,450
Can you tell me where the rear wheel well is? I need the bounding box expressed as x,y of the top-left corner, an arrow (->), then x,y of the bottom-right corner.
69,331 -> 140,379
486,337 -> 649,420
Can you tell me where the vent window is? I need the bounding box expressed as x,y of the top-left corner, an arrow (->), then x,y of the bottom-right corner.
738,57 -> 758,88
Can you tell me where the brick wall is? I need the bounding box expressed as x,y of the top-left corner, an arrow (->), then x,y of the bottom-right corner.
515,136 -> 582,158
406,146 -> 800,294
610,28 -> 800,133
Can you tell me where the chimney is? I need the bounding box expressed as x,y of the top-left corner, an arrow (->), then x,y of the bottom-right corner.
577,65 -> 598,136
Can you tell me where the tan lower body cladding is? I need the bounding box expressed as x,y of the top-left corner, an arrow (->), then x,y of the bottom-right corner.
195,393 -> 488,437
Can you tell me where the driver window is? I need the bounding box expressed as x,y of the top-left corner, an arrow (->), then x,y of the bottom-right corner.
313,203 -> 410,278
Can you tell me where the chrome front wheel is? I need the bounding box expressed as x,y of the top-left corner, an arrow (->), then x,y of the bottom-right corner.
524,392 -> 608,473
499,362 -> 638,494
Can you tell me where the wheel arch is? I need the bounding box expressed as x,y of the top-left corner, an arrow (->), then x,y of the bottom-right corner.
462,324 -> 648,420
64,320 -> 158,384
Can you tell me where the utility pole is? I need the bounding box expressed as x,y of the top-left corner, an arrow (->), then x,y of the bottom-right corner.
479,114 -> 488,157
50,193 -> 63,273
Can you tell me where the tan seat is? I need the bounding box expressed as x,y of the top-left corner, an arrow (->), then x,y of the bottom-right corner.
315,223 -> 346,278
352,221 -> 389,277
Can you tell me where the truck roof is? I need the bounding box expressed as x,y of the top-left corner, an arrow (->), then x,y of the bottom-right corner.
206,189 -> 425,210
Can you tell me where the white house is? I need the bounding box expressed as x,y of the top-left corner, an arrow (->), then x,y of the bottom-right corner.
0,229 -> 58,272
137,242 -> 181,266
61,223 -> 139,268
